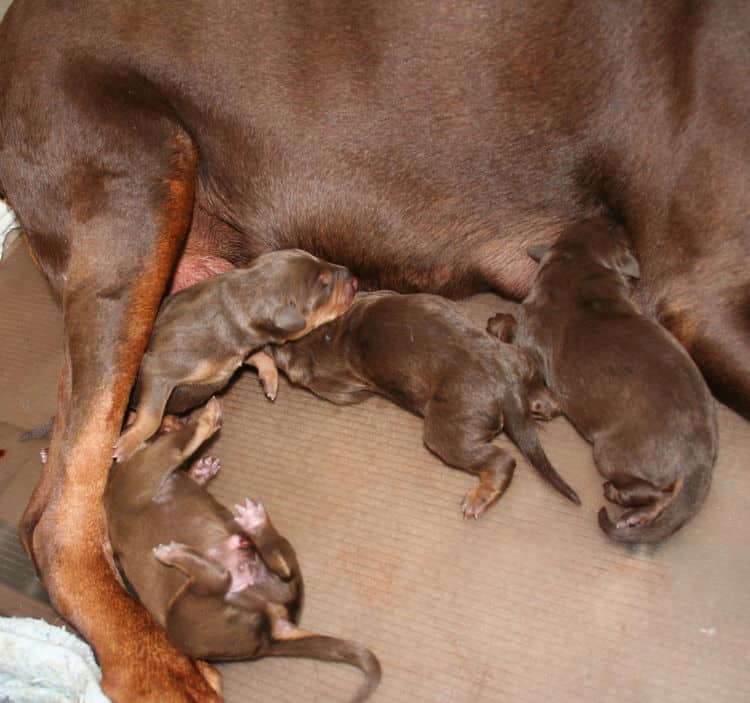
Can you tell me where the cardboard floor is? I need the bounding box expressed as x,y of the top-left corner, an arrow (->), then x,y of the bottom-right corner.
1,235 -> 749,703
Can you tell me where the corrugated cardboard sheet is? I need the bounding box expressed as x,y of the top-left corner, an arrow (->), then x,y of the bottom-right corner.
1,239 -> 748,703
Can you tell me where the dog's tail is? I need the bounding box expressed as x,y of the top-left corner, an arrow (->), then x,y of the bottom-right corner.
504,406 -> 580,505
266,633 -> 381,702
19,416 -> 55,442
597,464 -> 711,544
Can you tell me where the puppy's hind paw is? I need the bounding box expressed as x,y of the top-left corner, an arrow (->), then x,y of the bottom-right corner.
234,498 -> 268,533
461,485 -> 502,520
198,397 -> 223,431
616,508 -> 655,529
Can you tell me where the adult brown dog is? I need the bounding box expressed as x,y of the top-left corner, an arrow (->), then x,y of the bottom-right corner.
259,291 -> 580,517
489,218 -> 717,543
0,1 -> 747,701
105,398 -> 381,703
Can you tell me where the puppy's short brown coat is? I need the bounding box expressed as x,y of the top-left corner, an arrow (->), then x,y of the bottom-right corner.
105,399 -> 380,703
258,291 -> 579,517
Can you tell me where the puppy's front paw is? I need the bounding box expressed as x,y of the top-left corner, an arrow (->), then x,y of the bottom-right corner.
603,481 -> 618,503
188,455 -> 221,485
153,541 -> 188,563
234,498 -> 268,533
113,431 -> 142,463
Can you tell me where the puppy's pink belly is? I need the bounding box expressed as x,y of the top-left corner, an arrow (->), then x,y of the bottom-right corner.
170,254 -> 234,293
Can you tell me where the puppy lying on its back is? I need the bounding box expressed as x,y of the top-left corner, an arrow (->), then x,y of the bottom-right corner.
114,249 -> 357,462
489,217 -> 717,544
104,398 -> 381,703
253,291 -> 579,518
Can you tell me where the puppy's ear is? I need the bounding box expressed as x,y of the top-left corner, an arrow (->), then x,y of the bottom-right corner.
268,304 -> 306,336
527,243 -> 550,263
617,251 -> 641,279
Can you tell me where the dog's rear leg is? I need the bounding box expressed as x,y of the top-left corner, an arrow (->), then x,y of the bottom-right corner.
423,398 -> 515,519
234,499 -> 299,581
18,128 -> 222,701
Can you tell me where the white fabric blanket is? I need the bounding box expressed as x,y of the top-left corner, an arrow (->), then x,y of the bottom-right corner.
0,199 -> 19,261
0,616 -> 110,703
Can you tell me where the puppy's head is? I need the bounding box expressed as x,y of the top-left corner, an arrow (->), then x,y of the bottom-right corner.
254,249 -> 358,342
528,218 -> 640,284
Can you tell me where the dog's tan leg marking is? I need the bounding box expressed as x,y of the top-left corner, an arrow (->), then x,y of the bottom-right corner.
21,132 -> 222,703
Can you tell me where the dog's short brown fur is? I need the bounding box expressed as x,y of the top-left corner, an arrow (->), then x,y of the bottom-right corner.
105,398 -> 381,703
0,1 -> 747,698
260,292 -> 579,517
489,218 -> 717,544
114,249 -> 356,462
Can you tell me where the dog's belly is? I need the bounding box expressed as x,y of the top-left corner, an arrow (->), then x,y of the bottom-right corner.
186,190 -> 573,300
187,116 -> 590,299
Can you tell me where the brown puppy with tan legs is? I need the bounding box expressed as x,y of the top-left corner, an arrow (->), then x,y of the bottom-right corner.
254,292 -> 579,518
114,249 -> 357,462
105,398 -> 381,703
489,218 -> 717,544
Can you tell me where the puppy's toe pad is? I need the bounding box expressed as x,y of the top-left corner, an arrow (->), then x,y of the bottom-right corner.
189,455 -> 221,484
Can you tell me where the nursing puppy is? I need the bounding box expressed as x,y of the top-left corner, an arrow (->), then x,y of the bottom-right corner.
256,292 -> 580,518
114,249 -> 357,462
489,218 -> 717,544
105,398 -> 381,703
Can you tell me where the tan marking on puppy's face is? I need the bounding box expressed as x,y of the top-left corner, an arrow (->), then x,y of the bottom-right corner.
286,266 -> 358,341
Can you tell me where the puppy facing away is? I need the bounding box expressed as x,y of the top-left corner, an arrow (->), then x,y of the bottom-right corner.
114,249 -> 357,462
488,217 -> 717,544
253,291 -> 580,518
104,398 -> 381,703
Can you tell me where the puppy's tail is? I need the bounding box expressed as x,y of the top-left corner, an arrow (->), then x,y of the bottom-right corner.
598,464 -> 711,544
504,408 -> 580,504
266,633 -> 381,702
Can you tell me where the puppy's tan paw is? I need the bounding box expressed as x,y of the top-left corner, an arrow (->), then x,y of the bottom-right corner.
461,486 -> 502,520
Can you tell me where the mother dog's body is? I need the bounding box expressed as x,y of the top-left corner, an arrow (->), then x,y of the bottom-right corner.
0,1 -> 747,701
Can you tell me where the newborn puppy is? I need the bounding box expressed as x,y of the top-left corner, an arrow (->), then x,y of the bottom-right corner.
105,398 -> 381,703
255,292 -> 580,518
489,217 -> 717,544
114,249 -> 357,461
